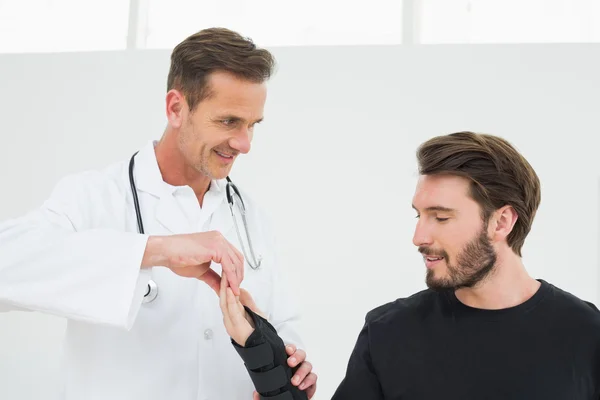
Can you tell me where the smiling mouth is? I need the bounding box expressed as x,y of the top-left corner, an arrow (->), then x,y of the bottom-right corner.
425,256 -> 444,261
214,150 -> 235,159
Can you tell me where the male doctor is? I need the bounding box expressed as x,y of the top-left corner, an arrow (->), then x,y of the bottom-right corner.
0,27 -> 316,399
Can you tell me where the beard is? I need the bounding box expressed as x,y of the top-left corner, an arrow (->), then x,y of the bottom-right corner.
420,224 -> 497,291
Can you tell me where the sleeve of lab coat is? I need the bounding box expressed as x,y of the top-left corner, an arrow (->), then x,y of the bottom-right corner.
330,321 -> 385,400
0,171 -> 151,330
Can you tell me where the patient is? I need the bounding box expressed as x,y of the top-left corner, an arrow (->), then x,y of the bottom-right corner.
219,275 -> 308,400
330,132 -> 600,399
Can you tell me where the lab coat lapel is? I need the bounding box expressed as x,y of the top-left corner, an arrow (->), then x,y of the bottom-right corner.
209,185 -> 234,238
155,196 -> 191,234
132,140 -> 192,234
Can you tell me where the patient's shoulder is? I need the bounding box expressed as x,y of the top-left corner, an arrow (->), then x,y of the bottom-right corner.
365,288 -> 447,326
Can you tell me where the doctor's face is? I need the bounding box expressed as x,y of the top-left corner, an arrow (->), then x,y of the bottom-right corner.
412,174 -> 497,291
177,71 -> 267,180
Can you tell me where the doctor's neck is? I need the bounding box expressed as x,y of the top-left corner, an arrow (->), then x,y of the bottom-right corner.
154,133 -> 212,206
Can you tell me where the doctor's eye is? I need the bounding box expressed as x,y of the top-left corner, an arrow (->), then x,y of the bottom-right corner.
436,217 -> 449,222
221,118 -> 240,127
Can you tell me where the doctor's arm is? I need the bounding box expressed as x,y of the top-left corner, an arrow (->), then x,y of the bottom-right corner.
0,172 -> 245,327
0,173 -> 152,328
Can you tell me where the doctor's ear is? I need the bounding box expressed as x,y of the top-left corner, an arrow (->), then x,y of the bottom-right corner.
165,89 -> 187,128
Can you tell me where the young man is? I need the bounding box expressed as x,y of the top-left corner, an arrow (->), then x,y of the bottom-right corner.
0,28 -> 316,399
332,131 -> 600,399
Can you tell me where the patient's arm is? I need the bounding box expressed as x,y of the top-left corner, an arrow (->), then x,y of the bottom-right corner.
219,276 -> 308,400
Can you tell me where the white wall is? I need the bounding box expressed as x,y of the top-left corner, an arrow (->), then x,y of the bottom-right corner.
0,44 -> 599,399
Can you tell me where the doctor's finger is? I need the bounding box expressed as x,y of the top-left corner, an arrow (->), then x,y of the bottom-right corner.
199,268 -> 221,296
285,344 -> 297,356
291,361 -> 313,387
226,243 -> 244,280
219,273 -> 230,318
221,253 -> 242,297
229,242 -> 245,281
288,348 -> 306,367
301,374 -> 318,395
223,242 -> 244,286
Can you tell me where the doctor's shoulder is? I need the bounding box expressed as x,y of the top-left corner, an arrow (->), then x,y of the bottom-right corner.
42,160 -> 130,231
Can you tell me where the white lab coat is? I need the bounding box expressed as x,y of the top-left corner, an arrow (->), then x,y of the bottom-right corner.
0,140 -> 304,400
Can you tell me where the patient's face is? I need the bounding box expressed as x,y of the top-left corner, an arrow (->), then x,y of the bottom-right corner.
411,174 -> 497,291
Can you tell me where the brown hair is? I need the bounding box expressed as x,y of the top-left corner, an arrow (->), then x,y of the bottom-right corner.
167,27 -> 276,111
416,131 -> 541,256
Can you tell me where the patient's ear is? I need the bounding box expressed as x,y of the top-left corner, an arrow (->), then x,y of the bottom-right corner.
491,205 -> 518,243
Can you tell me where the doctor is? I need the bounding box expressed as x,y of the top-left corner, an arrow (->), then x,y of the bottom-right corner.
0,27 -> 316,399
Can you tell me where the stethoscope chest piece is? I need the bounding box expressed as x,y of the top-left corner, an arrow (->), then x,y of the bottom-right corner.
143,279 -> 159,303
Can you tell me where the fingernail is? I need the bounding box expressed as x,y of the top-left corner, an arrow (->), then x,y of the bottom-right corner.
286,345 -> 293,352
290,357 -> 297,365
299,383 -> 306,390
293,376 -> 300,384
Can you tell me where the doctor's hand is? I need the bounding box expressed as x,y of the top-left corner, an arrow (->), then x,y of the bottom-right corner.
285,344 -> 318,398
142,231 -> 244,296
251,344 -> 318,400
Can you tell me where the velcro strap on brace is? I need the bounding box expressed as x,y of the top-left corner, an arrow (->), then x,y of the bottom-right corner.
234,342 -> 274,370
260,391 -> 294,400
248,365 -> 289,393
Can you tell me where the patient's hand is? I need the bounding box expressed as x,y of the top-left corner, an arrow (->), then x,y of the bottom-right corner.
239,285 -> 267,320
219,274 -> 265,346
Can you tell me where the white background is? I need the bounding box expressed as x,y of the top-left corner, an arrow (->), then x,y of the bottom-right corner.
1,0 -> 600,52
1,1 -> 600,400
1,44 -> 600,400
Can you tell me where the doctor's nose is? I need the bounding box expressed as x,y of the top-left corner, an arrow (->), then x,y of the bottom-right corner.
229,129 -> 252,154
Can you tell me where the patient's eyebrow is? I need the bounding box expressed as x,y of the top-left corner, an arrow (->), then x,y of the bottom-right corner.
412,204 -> 457,213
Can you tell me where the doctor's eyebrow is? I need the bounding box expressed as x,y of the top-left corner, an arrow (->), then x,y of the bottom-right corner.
412,204 -> 457,213
215,115 -> 264,124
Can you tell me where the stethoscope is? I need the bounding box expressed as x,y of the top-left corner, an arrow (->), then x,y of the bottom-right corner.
128,151 -> 263,303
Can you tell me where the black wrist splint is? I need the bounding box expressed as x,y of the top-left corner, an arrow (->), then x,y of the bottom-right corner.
232,306 -> 308,400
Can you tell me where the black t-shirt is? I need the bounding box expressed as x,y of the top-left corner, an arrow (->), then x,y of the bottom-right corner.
332,279 -> 600,400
